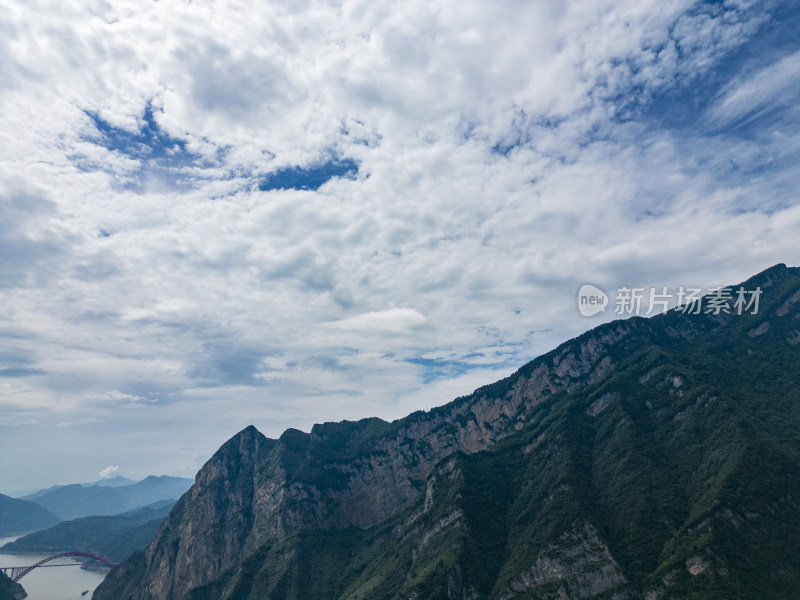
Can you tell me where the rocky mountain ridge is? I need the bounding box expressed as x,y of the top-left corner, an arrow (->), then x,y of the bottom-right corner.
95,263 -> 800,600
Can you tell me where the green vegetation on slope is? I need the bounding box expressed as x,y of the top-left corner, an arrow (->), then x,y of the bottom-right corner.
1,502 -> 173,562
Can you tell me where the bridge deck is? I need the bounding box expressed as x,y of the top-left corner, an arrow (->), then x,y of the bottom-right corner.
0,552 -> 115,582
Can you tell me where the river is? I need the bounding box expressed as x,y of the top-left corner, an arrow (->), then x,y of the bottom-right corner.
0,536 -> 107,600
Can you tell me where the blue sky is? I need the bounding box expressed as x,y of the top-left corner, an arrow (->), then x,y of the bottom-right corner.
1,0 -> 799,493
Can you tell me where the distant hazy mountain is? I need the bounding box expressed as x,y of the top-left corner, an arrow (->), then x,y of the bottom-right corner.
27,476 -> 192,520
1,500 -> 175,562
86,476 -> 138,488
22,475 -> 140,500
0,492 -> 61,536
96,264 -> 800,600
20,484 -> 65,500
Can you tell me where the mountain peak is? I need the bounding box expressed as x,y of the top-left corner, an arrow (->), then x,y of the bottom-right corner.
195,424 -> 274,487
205,425 -> 270,461
743,262 -> 797,288
240,424 -> 261,435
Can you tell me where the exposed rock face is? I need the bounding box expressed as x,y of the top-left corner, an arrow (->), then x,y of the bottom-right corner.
501,522 -> 629,600
586,392 -> 616,417
94,264 -> 800,600
132,323 -> 629,600
140,425 -> 275,600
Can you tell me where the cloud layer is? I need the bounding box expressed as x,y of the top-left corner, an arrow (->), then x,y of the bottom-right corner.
1,0 -> 799,491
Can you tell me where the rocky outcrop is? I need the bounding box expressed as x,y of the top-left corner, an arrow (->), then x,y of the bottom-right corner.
501,522 -> 629,600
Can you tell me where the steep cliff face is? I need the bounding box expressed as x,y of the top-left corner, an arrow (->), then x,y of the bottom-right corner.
94,264 -> 800,600
135,425 -> 276,599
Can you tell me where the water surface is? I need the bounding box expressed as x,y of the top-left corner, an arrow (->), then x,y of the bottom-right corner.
0,536 -> 107,600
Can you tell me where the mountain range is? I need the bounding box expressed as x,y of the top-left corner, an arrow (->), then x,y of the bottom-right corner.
1,501 -> 175,563
22,476 -> 139,500
94,264 -> 800,600
23,476 -> 193,521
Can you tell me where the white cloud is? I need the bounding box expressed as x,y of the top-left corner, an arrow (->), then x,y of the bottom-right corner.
0,0 -> 798,492
708,50 -> 800,128
326,308 -> 427,333
98,465 -> 120,479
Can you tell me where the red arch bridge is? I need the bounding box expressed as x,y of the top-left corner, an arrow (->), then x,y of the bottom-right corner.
0,552 -> 115,582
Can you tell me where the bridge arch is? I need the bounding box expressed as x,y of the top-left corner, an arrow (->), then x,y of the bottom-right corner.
10,552 -> 115,582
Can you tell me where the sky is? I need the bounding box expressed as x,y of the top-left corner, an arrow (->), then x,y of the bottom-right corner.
1,0 -> 799,494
